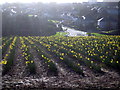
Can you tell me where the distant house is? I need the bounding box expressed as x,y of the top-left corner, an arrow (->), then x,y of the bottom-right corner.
98,18 -> 107,29
98,18 -> 118,30
97,6 -> 118,30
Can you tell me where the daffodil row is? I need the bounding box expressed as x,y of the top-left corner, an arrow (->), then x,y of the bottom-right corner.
2,37 -> 13,56
0,37 -> 2,51
2,37 -> 17,75
41,42 -> 84,75
2,37 -> 13,49
24,37 -> 58,75
57,36 -> 120,70
19,37 -> 36,74
2,37 -> 17,64
1,37 -> 7,43
38,39 -> 102,73
31,36 -> 120,72
29,37 -> 84,75
21,36 -> 120,72
41,36 -> 120,70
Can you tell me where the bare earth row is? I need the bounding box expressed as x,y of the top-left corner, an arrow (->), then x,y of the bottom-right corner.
1,36 -> 120,89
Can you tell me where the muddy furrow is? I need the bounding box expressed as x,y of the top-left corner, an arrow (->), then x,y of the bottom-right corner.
36,42 -> 120,89
35,43 -> 84,79
27,38 -> 84,77
28,46 -> 47,78
3,38 -> 27,79
38,44 -> 73,75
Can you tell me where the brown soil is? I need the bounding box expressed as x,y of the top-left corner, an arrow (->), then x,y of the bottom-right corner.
2,38 -> 120,90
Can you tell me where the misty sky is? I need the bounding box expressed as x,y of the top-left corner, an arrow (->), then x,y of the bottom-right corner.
1,0 -> 119,5
0,0 -> 105,4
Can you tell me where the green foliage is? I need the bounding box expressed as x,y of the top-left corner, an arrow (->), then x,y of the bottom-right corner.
2,38 -> 13,56
91,33 -> 106,36
30,44 -> 58,75
87,33 -> 91,36
48,20 -> 60,23
53,32 -> 68,36
2,48 -> 15,75
63,57 -> 84,75
20,37 -> 36,75
102,30 -> 117,34
27,49 -> 36,74
2,37 -> 17,75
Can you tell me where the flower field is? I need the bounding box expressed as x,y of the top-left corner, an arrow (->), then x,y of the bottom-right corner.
1,36 -> 120,89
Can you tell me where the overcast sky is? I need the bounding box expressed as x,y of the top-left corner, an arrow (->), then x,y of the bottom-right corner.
0,0 -> 105,4
0,0 -> 120,4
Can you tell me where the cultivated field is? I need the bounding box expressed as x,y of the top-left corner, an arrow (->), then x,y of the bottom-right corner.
1,36 -> 120,89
